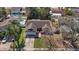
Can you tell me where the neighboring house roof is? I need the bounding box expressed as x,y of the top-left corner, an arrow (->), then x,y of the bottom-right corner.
71,19 -> 79,30
26,20 -> 53,34
11,7 -> 21,13
50,8 -> 63,13
71,7 -> 79,13
60,25 -> 72,33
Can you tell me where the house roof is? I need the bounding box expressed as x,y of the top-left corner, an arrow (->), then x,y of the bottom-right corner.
42,24 -> 49,29
26,20 -> 51,28
26,20 -> 53,34
27,23 -> 37,31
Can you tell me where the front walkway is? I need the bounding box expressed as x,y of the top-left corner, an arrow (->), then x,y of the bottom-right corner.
24,38 -> 35,51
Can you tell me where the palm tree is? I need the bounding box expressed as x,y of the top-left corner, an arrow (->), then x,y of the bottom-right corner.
9,20 -> 25,51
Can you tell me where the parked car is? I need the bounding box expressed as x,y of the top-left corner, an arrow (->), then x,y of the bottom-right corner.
12,38 -> 14,42
6,14 -> 11,19
0,30 -> 6,40
2,37 -> 7,44
0,16 -> 6,22
19,19 -> 26,28
0,18 -> 4,22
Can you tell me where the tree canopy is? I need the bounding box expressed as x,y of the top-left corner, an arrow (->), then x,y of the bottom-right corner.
27,7 -> 51,20
0,7 -> 7,18
63,8 -> 74,16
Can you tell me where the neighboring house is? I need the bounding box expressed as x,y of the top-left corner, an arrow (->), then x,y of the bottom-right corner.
10,7 -> 26,18
60,25 -> 73,39
60,25 -> 72,33
70,19 -> 79,32
10,7 -> 21,16
26,19 -> 53,38
71,7 -> 79,16
10,7 -> 26,27
49,7 -> 63,19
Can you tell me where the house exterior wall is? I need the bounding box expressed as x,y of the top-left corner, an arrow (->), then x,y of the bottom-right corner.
38,32 -> 41,37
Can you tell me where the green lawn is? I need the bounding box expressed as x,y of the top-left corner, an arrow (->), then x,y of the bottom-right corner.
34,38 -> 47,48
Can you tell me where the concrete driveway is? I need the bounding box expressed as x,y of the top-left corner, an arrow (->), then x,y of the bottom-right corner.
0,19 -> 10,27
0,42 -> 12,51
24,38 -> 35,51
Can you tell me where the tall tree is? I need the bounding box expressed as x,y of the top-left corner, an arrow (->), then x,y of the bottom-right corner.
63,7 -> 74,16
0,7 -> 7,18
27,7 -> 51,20
38,7 -> 50,20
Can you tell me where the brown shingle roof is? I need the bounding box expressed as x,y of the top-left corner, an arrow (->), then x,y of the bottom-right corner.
26,20 -> 53,34
27,23 -> 37,31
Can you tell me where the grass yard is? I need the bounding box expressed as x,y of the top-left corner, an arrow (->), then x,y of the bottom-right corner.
34,38 -> 47,48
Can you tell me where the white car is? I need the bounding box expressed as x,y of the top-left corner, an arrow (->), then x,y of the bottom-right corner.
2,37 -> 7,44
7,14 -> 11,18
19,20 -> 26,27
20,20 -> 26,25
